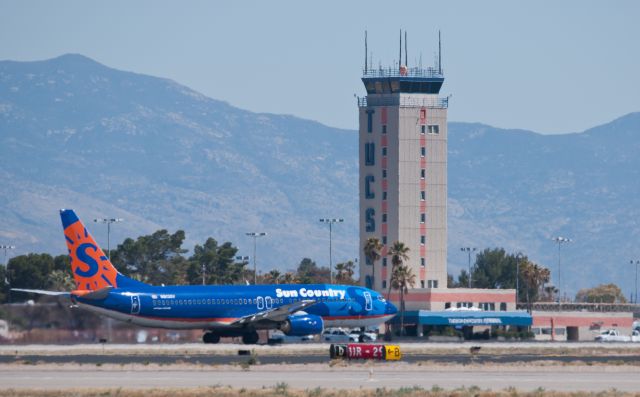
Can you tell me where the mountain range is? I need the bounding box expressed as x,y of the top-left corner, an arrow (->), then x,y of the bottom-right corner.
1,54 -> 639,297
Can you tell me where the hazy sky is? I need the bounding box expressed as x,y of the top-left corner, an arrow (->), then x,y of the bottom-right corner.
1,0 -> 638,134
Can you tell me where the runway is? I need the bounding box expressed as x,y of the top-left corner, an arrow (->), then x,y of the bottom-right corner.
2,352 -> 640,365
2,366 -> 640,391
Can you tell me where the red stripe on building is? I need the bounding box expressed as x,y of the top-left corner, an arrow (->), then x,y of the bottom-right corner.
386,291 -> 515,303
420,246 -> 426,256
381,201 -> 387,212
420,201 -> 426,212
420,179 -> 426,190
420,108 -> 426,124
381,224 -> 388,234
382,180 -> 388,190
381,135 -> 388,146
420,136 -> 426,146
420,224 -> 426,234
532,316 -> 633,328
420,267 -> 426,280
381,267 -> 387,280
420,158 -> 426,168
381,107 -> 387,124
381,157 -> 387,168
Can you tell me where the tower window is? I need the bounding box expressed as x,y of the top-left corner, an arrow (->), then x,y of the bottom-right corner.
428,125 -> 439,134
382,280 -> 387,289
382,147 -> 387,156
383,258 -> 387,267
367,110 -> 374,133
420,213 -> 426,223
421,125 -> 426,135
382,125 -> 387,134
421,169 -> 425,178
421,147 -> 426,157
382,236 -> 387,244
382,169 -> 387,178
420,280 -> 425,288
420,191 -> 425,201
382,191 -> 387,200
420,236 -> 425,245
382,213 -> 387,223
421,257 -> 425,267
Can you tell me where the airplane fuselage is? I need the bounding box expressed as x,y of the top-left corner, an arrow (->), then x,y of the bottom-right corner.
76,283 -> 396,331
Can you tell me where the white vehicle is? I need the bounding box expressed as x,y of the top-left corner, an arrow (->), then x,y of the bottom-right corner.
268,330 -> 315,344
631,330 -> 640,343
349,328 -> 378,342
322,327 -> 378,343
321,328 -> 353,343
595,329 -> 631,342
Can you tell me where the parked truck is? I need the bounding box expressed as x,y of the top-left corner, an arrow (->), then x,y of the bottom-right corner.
595,329 -> 631,342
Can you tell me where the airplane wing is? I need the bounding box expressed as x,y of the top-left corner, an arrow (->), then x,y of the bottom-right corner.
75,286 -> 113,300
231,299 -> 317,326
11,288 -> 71,297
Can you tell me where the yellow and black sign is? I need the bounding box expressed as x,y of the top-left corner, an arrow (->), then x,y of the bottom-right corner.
384,344 -> 402,361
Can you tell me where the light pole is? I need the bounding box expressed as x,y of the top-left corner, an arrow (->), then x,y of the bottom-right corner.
515,252 -> 524,304
460,247 -> 477,288
319,218 -> 343,284
235,255 -> 250,284
246,233 -> 266,285
1,245 -> 15,266
1,245 -> 16,299
631,260 -> 639,304
551,236 -> 572,301
93,218 -> 124,260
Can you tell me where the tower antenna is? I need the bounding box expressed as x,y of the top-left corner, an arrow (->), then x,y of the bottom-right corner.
364,30 -> 368,73
438,30 -> 442,74
405,31 -> 408,67
399,29 -> 402,68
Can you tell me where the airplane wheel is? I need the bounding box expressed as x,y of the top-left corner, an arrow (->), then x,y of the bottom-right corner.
242,331 -> 259,344
203,332 -> 220,344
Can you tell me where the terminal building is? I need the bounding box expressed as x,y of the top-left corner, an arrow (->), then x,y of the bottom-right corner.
357,32 -> 635,341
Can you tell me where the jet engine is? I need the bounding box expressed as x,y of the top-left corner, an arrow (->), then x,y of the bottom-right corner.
280,313 -> 324,336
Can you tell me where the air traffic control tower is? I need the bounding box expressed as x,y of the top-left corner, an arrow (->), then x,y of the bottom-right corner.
359,31 -> 448,293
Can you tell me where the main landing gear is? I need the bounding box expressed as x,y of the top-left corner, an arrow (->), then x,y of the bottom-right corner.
241,331 -> 259,344
202,330 -> 259,344
202,332 -> 220,344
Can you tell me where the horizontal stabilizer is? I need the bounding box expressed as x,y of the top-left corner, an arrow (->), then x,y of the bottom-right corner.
11,288 -> 70,297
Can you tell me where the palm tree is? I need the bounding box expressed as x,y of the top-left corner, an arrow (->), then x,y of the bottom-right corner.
264,269 -> 281,284
390,264 -> 416,335
387,241 -> 410,298
363,237 -> 383,289
521,261 -> 551,313
280,272 -> 298,284
334,260 -> 356,285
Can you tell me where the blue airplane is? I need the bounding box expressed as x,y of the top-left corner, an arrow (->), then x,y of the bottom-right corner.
13,209 -> 397,344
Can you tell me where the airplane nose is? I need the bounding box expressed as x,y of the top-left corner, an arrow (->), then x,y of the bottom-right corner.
386,301 -> 398,315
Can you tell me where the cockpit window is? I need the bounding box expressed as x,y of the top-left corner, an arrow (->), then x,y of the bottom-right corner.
377,296 -> 386,302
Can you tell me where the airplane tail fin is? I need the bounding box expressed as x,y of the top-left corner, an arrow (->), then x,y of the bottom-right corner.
60,209 -> 146,291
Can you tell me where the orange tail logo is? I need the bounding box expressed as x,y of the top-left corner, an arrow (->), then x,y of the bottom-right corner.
60,209 -> 118,291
